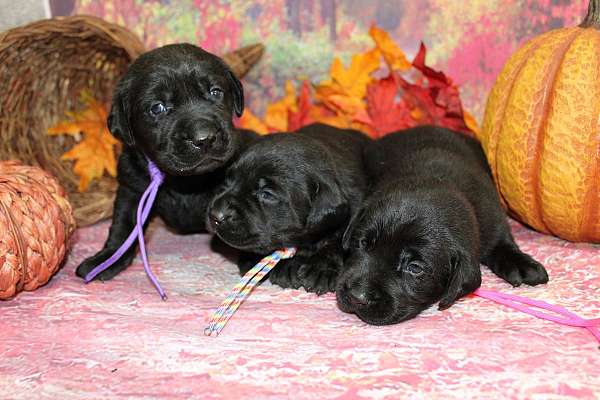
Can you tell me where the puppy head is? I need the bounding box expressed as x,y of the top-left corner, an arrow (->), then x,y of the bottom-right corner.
207,134 -> 349,253
108,43 -> 244,175
336,189 -> 481,325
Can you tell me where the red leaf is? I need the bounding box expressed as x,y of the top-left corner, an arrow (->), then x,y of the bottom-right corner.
396,74 -> 440,124
365,75 -> 415,137
288,80 -> 313,131
411,42 -> 451,88
403,43 -> 475,136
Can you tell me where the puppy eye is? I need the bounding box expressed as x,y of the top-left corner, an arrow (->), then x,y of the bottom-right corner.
209,87 -> 223,98
257,189 -> 277,203
403,262 -> 425,276
149,102 -> 168,117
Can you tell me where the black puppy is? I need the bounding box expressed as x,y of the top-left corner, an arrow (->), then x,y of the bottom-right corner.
76,43 -> 256,281
337,126 -> 549,325
207,124 -> 369,294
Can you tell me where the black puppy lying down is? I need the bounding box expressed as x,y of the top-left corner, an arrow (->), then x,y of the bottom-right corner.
207,123 -> 369,294
337,126 -> 549,325
76,44 -> 256,281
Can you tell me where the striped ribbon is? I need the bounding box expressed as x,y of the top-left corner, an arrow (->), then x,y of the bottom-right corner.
205,246 -> 598,344
204,247 -> 297,336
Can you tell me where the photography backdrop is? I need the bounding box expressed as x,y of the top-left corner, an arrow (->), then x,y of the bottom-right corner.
48,0 -> 589,120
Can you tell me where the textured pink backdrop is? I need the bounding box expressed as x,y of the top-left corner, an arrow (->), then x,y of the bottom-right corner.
1,219 -> 599,399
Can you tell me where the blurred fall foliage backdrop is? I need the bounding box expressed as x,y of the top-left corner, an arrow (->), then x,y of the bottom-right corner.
50,0 -> 588,121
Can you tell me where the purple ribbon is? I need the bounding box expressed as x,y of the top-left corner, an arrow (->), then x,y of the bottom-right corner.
84,159 -> 167,300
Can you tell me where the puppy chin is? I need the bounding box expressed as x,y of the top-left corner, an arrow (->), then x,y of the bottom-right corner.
150,153 -> 226,176
336,271 -> 427,325
355,306 -> 423,326
213,228 -> 271,253
337,289 -> 423,325
151,129 -> 238,176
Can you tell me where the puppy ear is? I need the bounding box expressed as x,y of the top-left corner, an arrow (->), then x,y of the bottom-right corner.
438,249 -> 481,310
305,178 -> 349,236
108,83 -> 134,146
228,70 -> 244,117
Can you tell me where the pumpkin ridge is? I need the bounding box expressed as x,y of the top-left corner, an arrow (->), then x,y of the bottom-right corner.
528,29 -> 583,236
580,125 -> 600,241
486,36 -> 546,207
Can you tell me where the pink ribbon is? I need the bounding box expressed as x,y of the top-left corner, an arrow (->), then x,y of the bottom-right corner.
473,288 -> 600,344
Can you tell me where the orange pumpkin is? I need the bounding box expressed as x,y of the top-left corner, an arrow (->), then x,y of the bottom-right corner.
478,0 -> 600,243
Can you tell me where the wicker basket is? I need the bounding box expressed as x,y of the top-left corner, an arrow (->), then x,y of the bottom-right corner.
0,15 -> 264,227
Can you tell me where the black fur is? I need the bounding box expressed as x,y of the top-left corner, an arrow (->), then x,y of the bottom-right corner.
76,44 -> 257,281
207,124 -> 369,294
337,126 -> 549,325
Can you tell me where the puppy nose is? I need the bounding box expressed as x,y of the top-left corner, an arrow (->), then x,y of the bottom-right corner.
191,131 -> 215,148
347,287 -> 370,307
210,208 -> 233,226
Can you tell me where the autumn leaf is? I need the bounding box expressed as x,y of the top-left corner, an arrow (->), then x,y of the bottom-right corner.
463,111 -> 480,136
316,48 -> 381,100
397,43 -> 475,136
369,25 -> 412,72
238,28 -> 477,140
48,92 -> 118,192
312,48 -> 380,133
411,42 -> 452,88
287,80 -> 314,131
309,92 -> 372,134
237,109 -> 269,135
365,75 -> 415,137
263,80 -> 298,132
61,131 -> 118,192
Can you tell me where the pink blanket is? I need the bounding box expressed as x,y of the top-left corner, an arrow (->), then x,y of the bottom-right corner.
1,220 -> 599,399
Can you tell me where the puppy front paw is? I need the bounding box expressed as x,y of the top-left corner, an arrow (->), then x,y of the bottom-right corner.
268,259 -> 303,290
488,246 -> 549,287
268,256 -> 341,295
75,249 -> 135,281
296,258 -> 340,295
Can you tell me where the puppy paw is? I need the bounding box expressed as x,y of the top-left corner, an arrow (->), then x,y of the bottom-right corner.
487,246 -> 549,287
297,260 -> 339,295
75,249 -> 135,281
268,259 -> 303,290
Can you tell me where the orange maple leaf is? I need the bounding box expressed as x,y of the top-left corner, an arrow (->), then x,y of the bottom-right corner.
238,109 -> 269,135
237,81 -> 306,134
238,26 -> 477,140
463,111 -> 480,136
316,48 -> 381,100
312,49 -> 380,134
263,80 -> 298,132
48,92 -> 118,192
369,25 -> 412,72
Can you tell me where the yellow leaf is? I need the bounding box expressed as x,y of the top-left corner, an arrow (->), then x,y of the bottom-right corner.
322,95 -> 366,122
61,130 -> 118,192
238,109 -> 269,135
410,108 -> 424,121
463,111 -> 480,136
264,81 -> 297,132
47,121 -> 84,137
48,92 -> 117,192
311,95 -> 363,131
369,25 -> 412,72
316,48 -> 381,100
